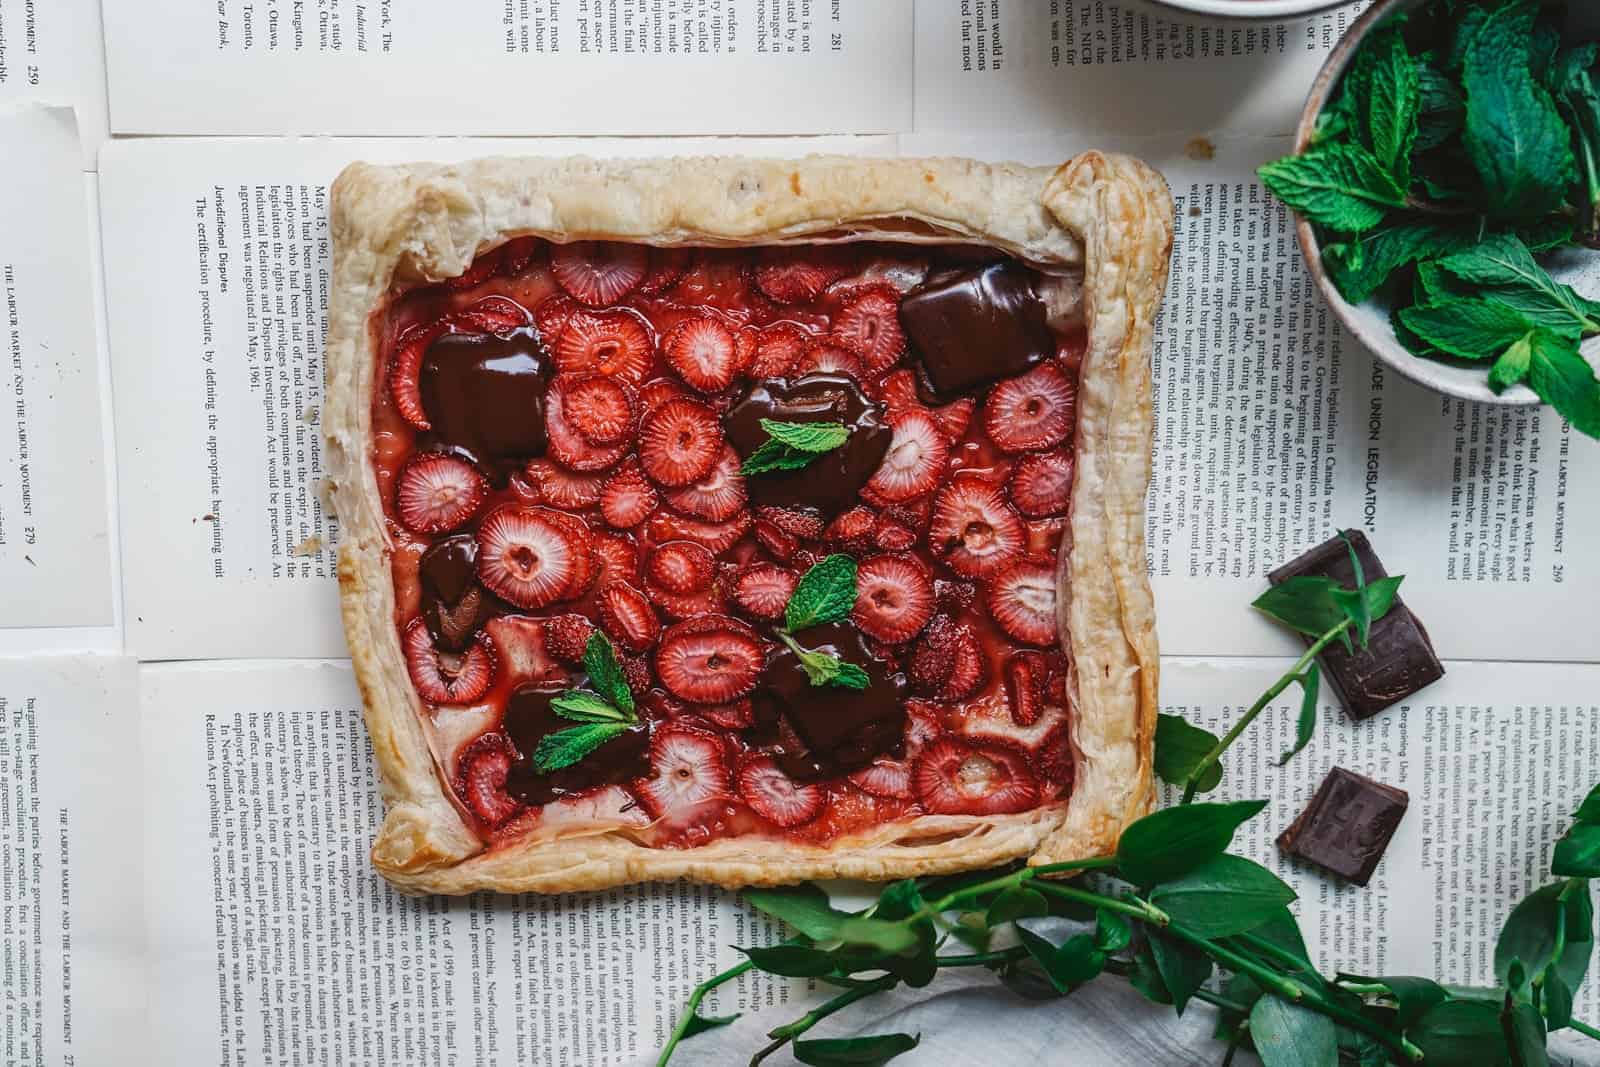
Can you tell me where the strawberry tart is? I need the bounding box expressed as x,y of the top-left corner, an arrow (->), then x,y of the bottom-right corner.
324,154 -> 1172,894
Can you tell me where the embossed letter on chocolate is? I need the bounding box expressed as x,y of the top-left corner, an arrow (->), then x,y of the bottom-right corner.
1277,766 -> 1408,886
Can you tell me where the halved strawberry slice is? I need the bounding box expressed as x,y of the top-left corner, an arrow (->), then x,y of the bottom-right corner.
654,615 -> 765,704
453,733 -> 523,827
908,615 -> 987,701
1009,450 -> 1074,518
646,583 -> 726,621
751,246 -> 852,304
1004,650 -> 1049,726
389,321 -> 448,430
664,445 -> 747,521
794,784 -> 913,845
730,563 -> 798,620
823,506 -> 877,551
443,249 -> 502,291
497,236 -> 542,278
524,459 -> 606,510
546,510 -> 598,599
864,409 -> 948,503
638,246 -> 693,294
932,397 -> 976,441
483,615 -> 569,688
475,505 -> 584,609
395,452 -> 488,533
702,699 -> 755,730
757,505 -> 827,541
848,758 -> 915,800
737,754 -> 824,827
753,519 -> 798,561
598,581 -> 661,653
554,308 -> 654,387
635,722 -> 733,824
663,315 -> 742,394
873,369 -> 921,416
983,362 -> 1076,454
647,510 -> 751,555
793,341 -> 863,380
534,293 -> 578,343
403,618 -> 495,705
852,554 -> 935,644
562,374 -> 635,445
638,377 -> 692,416
620,653 -> 654,695
638,397 -> 724,487
546,376 -> 630,473
647,541 -> 716,594
833,285 -> 906,373
748,322 -> 809,378
550,241 -> 648,306
913,738 -> 1039,815
544,613 -> 597,664
872,516 -> 917,552
590,530 -> 641,588
1032,727 -> 1074,794
987,560 -> 1059,647
599,459 -> 659,529
929,476 -> 1025,579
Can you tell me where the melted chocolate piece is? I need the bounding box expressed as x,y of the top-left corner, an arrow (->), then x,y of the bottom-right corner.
1277,767 -> 1408,886
899,262 -> 1055,402
751,621 -> 907,781
418,534 -> 497,651
724,374 -> 892,518
501,684 -> 652,807
420,328 -> 554,463
1268,530 -> 1444,720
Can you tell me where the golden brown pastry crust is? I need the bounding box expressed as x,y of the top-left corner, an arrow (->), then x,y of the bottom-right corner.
323,153 -> 1172,895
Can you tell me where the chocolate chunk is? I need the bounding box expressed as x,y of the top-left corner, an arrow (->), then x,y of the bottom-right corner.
898,261 -> 1055,402
1277,767 -> 1408,886
1268,530 -> 1444,720
501,684 -> 651,807
751,620 -> 907,781
418,534 -> 497,651
724,374 -> 892,519
420,328 -> 554,464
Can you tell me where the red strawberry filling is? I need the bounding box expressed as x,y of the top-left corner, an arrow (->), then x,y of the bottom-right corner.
374,237 -> 1085,849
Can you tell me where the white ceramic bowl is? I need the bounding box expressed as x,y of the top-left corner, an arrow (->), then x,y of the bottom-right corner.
1119,0 -> 1349,23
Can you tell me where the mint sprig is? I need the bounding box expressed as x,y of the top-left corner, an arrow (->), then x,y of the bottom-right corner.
778,632 -> 870,691
776,554 -> 869,691
739,419 -> 850,476
533,632 -> 637,772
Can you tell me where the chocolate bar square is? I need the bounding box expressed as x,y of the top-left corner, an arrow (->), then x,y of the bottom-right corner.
1277,767 -> 1409,886
1268,530 -> 1444,720
898,262 -> 1055,402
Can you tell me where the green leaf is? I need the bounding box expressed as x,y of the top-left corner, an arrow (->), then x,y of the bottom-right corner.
1149,855 -> 1298,940
1249,908 -> 1314,970
738,943 -> 842,977
1153,713 -> 1224,793
740,438 -> 824,475
1526,331 -> 1600,439
743,884 -> 849,941
986,887 -> 1048,928
793,1033 -> 920,1067
1436,236 -> 1597,338
1410,999 -> 1512,1065
1278,666 -> 1320,766
1115,800 -> 1269,886
1573,782 -> 1600,823
1395,299 -> 1537,360
1094,910 -> 1132,953
1502,997 -> 1549,1067
1545,969 -> 1575,1031
1258,144 -> 1407,233
1252,576 -> 1346,639
780,634 -> 871,690
679,1011 -> 741,1041
1016,924 -> 1106,994
531,722 -> 633,772
761,419 -> 850,453
1351,27 -> 1421,185
1553,823 -> 1600,877
1249,995 -> 1338,1067
1322,223 -> 1474,304
1494,882 -> 1594,996
1416,58 -> 1466,152
1127,941 -> 1174,1005
1330,575 -> 1405,648
1461,0 -> 1577,221
549,690 -> 629,723
582,631 -> 634,714
871,879 -> 927,922
1489,332 -> 1536,393
786,554 -> 859,633
1148,933 -> 1213,1014
1338,973 -> 1448,1029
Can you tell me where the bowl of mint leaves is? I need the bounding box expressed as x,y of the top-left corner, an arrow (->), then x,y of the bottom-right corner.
1261,0 -> 1600,437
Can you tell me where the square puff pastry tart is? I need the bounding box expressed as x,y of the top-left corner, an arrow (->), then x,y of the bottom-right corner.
324,153 -> 1173,895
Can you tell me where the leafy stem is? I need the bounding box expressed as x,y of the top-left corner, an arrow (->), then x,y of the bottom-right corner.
753,975 -> 899,1065
656,959 -> 753,1067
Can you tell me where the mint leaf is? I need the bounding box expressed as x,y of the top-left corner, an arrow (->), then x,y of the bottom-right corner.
784,554 -> 858,633
532,722 -> 633,772
760,419 -> 849,453
1352,27 -> 1420,184
1395,299 -> 1536,360
582,631 -> 634,714
1436,235 -> 1599,338
1414,260 -> 1471,305
1489,331 -> 1535,392
1526,331 -> 1600,438
1415,56 -> 1465,152
1553,44 -> 1600,241
780,633 -> 870,690
740,438 -> 824,475
1258,145 -> 1407,233
1321,223 -> 1474,304
550,690 -> 629,723
1461,1 -> 1577,221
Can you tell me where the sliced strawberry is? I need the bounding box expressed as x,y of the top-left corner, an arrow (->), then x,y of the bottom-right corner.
497,236 -> 542,277
620,653 -> 654,695
562,374 -> 635,445
635,722 -> 733,823
873,369 -> 921,416
550,240 -> 648,306
454,295 -> 532,335
524,459 -> 605,510
832,285 -> 906,373
544,613 -> 597,664
403,618 -> 495,705
534,293 -> 578,343
483,615 -> 568,688
914,738 -> 1039,815
748,322 -> 809,378
453,733 -> 522,827
395,452 -> 488,533
824,506 -> 877,551
443,250 -> 501,291
590,530 -> 641,588
1032,727 -> 1074,794
638,376 -> 692,416
960,700 -> 1066,754
865,409 -> 948,503
664,445 -> 747,521
908,615 -> 987,700
647,510 -> 751,555
1009,450 -> 1074,518
852,554 -> 935,644
793,341 -> 863,380
932,397 -> 976,441
872,517 -> 917,552
757,505 -> 827,541
754,518 -> 798,561
738,754 -> 824,827
389,321 -> 446,430
646,583 -> 726,621
934,578 -> 978,615
654,615 -> 765,704
848,758 -> 915,800
546,510 -> 598,599
638,398 -> 723,487
647,541 -> 716,594
929,476 -> 1025,579
905,700 -> 947,757
941,624 -> 990,701
1005,650 -> 1048,726
546,376 -> 630,472
794,784 -> 913,845
752,246 -> 852,304
730,563 -> 797,620
554,308 -> 654,387
639,247 -> 693,293
598,581 -> 661,654
983,363 -> 1076,454
988,560 -> 1059,647
1026,517 -> 1067,561
663,315 -> 741,394
599,460 -> 659,529
702,699 -> 754,730
475,505 -> 584,609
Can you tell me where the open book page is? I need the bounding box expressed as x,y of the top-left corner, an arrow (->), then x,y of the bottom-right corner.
0,0 -> 106,166
1161,658 -> 1600,1019
139,660 -> 801,1066
914,0 -> 1368,139
99,133 -> 895,660
102,1 -> 911,137
0,105 -> 116,636
0,654 -> 144,1066
902,129 -> 1600,662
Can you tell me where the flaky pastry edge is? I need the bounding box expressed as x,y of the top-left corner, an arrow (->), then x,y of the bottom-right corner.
323,153 -> 1171,895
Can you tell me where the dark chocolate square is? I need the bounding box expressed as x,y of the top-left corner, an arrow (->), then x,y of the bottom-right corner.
1277,767 -> 1409,886
897,262 -> 1055,401
1268,530 -> 1444,720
